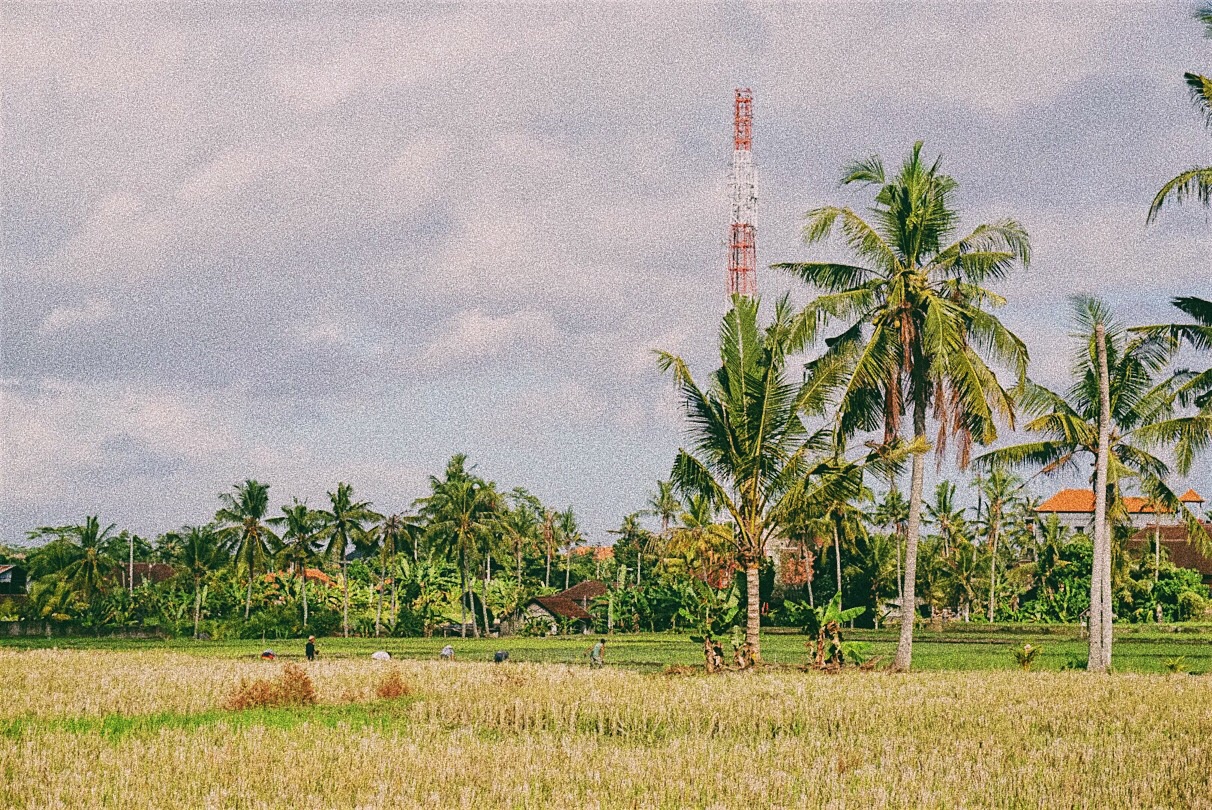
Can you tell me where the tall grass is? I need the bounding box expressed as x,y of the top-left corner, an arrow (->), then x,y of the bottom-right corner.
1,649 -> 1210,808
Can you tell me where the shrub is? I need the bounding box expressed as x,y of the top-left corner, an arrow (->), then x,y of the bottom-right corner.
1011,643 -> 1040,671
374,668 -> 412,700
1163,656 -> 1189,674
1177,591 -> 1208,622
225,664 -> 318,710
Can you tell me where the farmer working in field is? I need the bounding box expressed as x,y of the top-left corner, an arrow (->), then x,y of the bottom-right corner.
587,638 -> 606,668
305,636 -> 317,661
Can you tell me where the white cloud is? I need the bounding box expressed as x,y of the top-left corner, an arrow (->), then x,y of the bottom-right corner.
39,298 -> 114,333
423,308 -> 562,366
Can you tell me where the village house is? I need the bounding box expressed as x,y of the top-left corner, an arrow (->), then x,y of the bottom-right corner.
0,564 -> 28,596
516,580 -> 608,635
1035,488 -> 1206,533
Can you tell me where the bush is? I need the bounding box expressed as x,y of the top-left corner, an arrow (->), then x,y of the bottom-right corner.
374,669 -> 412,700
225,664 -> 318,710
1177,591 -> 1207,622
1011,643 -> 1041,671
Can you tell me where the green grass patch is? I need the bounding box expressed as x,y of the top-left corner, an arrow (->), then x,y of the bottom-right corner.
0,698 -> 417,741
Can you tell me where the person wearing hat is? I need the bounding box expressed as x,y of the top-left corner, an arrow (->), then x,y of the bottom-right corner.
305,636 -> 317,662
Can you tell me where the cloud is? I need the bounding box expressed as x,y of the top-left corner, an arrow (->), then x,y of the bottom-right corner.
422,308 -> 562,368
3,3 -> 1210,540
39,298 -> 115,333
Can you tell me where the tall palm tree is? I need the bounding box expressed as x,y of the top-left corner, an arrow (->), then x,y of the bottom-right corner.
774,142 -> 1030,671
174,524 -> 226,639
29,516 -> 121,608
1147,6 -> 1212,223
418,456 -> 499,638
979,298 -> 1212,667
872,489 -> 909,602
657,295 -> 894,662
925,481 -> 968,557
558,507 -> 582,591
977,470 -> 1021,623
214,480 -> 278,620
609,512 -> 654,587
1134,296 -> 1212,413
646,481 -> 682,542
500,489 -> 542,586
268,500 -> 322,629
317,482 -> 382,638
980,298 -> 1210,529
374,513 -> 411,636
667,494 -> 733,586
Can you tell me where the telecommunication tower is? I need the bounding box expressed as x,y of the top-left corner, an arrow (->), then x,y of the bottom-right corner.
727,88 -> 757,297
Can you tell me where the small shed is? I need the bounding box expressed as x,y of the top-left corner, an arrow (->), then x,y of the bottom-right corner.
0,565 -> 27,596
518,580 -> 608,635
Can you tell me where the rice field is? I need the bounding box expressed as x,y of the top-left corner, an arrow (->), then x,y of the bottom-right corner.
3,643 -> 1212,808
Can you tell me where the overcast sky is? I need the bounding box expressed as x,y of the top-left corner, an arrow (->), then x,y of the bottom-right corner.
2,2 -> 1210,544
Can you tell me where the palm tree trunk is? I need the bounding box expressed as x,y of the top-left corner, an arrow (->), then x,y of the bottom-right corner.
193,576 -> 202,639
1154,524 -> 1161,583
893,396 -> 927,673
744,559 -> 761,661
375,555 -> 386,637
342,555 -> 350,638
545,549 -> 551,588
302,572 -> 309,628
482,554 -> 491,636
988,515 -> 999,623
565,553 -> 570,591
806,553 -> 815,608
245,569 -> 253,620
517,543 -> 523,587
1089,322 -> 1112,673
833,517 -> 843,610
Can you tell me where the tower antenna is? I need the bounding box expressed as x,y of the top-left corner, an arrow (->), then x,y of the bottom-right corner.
727,88 -> 757,297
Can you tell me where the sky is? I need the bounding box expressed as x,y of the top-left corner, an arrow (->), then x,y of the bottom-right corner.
2,2 -> 1210,545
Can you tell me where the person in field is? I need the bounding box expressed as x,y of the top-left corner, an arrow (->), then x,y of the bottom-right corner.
305,636 -> 316,661
587,638 -> 606,668
440,644 -> 454,661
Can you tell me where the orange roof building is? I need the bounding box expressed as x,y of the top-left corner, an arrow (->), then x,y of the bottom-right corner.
1036,488 -> 1205,532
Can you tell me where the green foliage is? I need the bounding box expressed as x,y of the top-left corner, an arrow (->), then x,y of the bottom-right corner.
1011,643 -> 1041,671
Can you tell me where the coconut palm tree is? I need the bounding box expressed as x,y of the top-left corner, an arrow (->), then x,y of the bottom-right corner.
374,513 -> 412,635
500,489 -> 542,586
28,516 -> 121,609
558,507 -> 582,591
268,500 -> 322,629
773,142 -> 1030,671
1134,296 -> 1212,413
925,481 -> 969,557
1147,7 -> 1212,223
979,297 -> 1212,668
173,524 -> 226,638
657,295 -> 894,662
977,470 -> 1022,623
214,480 -> 278,620
418,456 -> 499,638
646,480 -> 682,542
667,494 -> 734,586
317,482 -> 382,638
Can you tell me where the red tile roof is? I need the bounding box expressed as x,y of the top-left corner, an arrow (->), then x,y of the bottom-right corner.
558,580 -> 608,601
572,546 -> 614,561
530,596 -> 593,621
1179,489 -> 1205,503
1036,489 -> 1179,514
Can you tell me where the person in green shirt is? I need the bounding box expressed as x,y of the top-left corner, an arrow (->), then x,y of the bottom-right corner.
588,638 -> 606,668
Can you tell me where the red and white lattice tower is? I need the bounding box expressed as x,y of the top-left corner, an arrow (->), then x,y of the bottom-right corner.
727,88 -> 757,297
